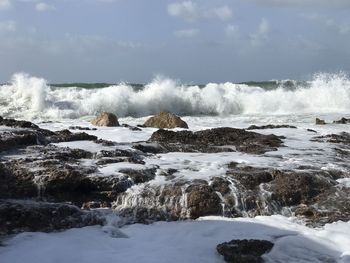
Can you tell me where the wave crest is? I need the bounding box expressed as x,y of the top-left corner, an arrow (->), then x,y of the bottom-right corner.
1,72 -> 350,120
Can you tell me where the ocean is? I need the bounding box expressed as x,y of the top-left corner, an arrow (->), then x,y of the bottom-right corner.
1,72 -> 350,262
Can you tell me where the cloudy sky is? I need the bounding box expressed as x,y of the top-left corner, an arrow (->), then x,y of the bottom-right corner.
0,0 -> 349,83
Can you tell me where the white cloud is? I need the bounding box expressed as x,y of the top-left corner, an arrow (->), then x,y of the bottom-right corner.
250,18 -> 270,46
35,2 -> 54,12
225,24 -> 240,38
248,0 -> 350,8
168,1 -> 232,22
0,20 -> 16,32
174,28 -> 199,38
205,6 -> 232,21
168,1 -> 198,22
0,0 -> 11,10
304,14 -> 350,36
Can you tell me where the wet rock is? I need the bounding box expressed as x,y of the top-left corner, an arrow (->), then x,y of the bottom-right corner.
294,187 -> 350,226
91,112 -> 120,127
115,180 -> 222,222
119,168 -> 157,184
216,239 -> 274,263
307,129 -> 317,133
0,162 -> 37,199
186,184 -> 221,219
0,199 -> 104,236
311,132 -> 350,144
333,117 -> 350,124
227,166 -> 274,190
247,124 -> 297,130
49,129 -> 97,143
133,142 -> 164,154
69,126 -> 97,131
144,112 -> 188,129
270,171 -> 334,206
316,118 -> 326,125
0,130 -> 41,151
149,127 -> 283,154
0,116 -> 38,129
121,124 -> 142,131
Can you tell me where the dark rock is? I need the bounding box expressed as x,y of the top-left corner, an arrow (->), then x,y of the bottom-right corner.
316,118 -> 326,125
119,168 -> 157,184
333,117 -> 350,124
49,129 -> 97,143
186,184 -> 222,218
311,132 -> 350,144
91,112 -> 119,127
149,127 -> 283,154
121,124 -> 142,131
133,142 -> 164,154
69,126 -> 97,131
270,171 -> 334,206
0,117 -> 38,129
227,166 -> 274,190
247,124 -> 297,130
0,199 -> 104,236
216,239 -> 274,263
307,129 -> 317,133
144,112 -> 188,129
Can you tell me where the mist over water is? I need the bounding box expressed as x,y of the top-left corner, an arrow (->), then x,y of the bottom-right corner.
0,72 -> 350,120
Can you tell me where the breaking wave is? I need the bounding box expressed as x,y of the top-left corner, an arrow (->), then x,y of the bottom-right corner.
1,72 -> 350,120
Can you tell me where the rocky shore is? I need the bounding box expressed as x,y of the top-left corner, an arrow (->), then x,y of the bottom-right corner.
1,115 -> 350,262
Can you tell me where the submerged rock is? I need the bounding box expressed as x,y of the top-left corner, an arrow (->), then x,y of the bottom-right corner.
216,239 -> 274,263
148,127 -> 283,154
0,199 -> 104,236
144,112 -> 188,129
91,112 -> 120,127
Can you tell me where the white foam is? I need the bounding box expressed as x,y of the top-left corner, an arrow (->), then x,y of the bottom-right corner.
1,72 -> 350,120
0,216 -> 349,263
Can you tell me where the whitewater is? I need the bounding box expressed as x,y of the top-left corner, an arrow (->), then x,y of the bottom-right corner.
1,72 -> 350,120
1,72 -> 350,263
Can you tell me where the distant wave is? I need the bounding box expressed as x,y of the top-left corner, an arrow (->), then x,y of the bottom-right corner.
1,72 -> 350,120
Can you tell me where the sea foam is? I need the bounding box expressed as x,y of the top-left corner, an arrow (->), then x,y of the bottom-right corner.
1,72 -> 350,120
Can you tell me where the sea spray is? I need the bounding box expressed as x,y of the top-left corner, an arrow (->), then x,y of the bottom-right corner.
1,72 -> 350,120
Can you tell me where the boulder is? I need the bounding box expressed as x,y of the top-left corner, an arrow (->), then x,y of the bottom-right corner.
143,112 -> 188,129
91,112 -> 119,127
0,199 -> 103,236
149,127 -> 283,154
217,239 -> 274,263
315,118 -> 326,125
333,117 -> 350,124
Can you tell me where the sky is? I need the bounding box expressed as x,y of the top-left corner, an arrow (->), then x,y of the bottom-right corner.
0,0 -> 350,83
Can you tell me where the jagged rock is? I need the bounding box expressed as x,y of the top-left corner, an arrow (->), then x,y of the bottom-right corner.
333,117 -> 350,124
0,116 -> 38,129
144,112 -> 188,129
186,184 -> 221,218
311,132 -> 350,144
247,124 -> 297,130
49,129 -> 97,142
0,199 -> 104,236
216,239 -> 274,263
269,171 -> 334,206
114,180 -> 222,222
91,112 -> 119,127
316,118 -> 326,125
149,127 -> 283,154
